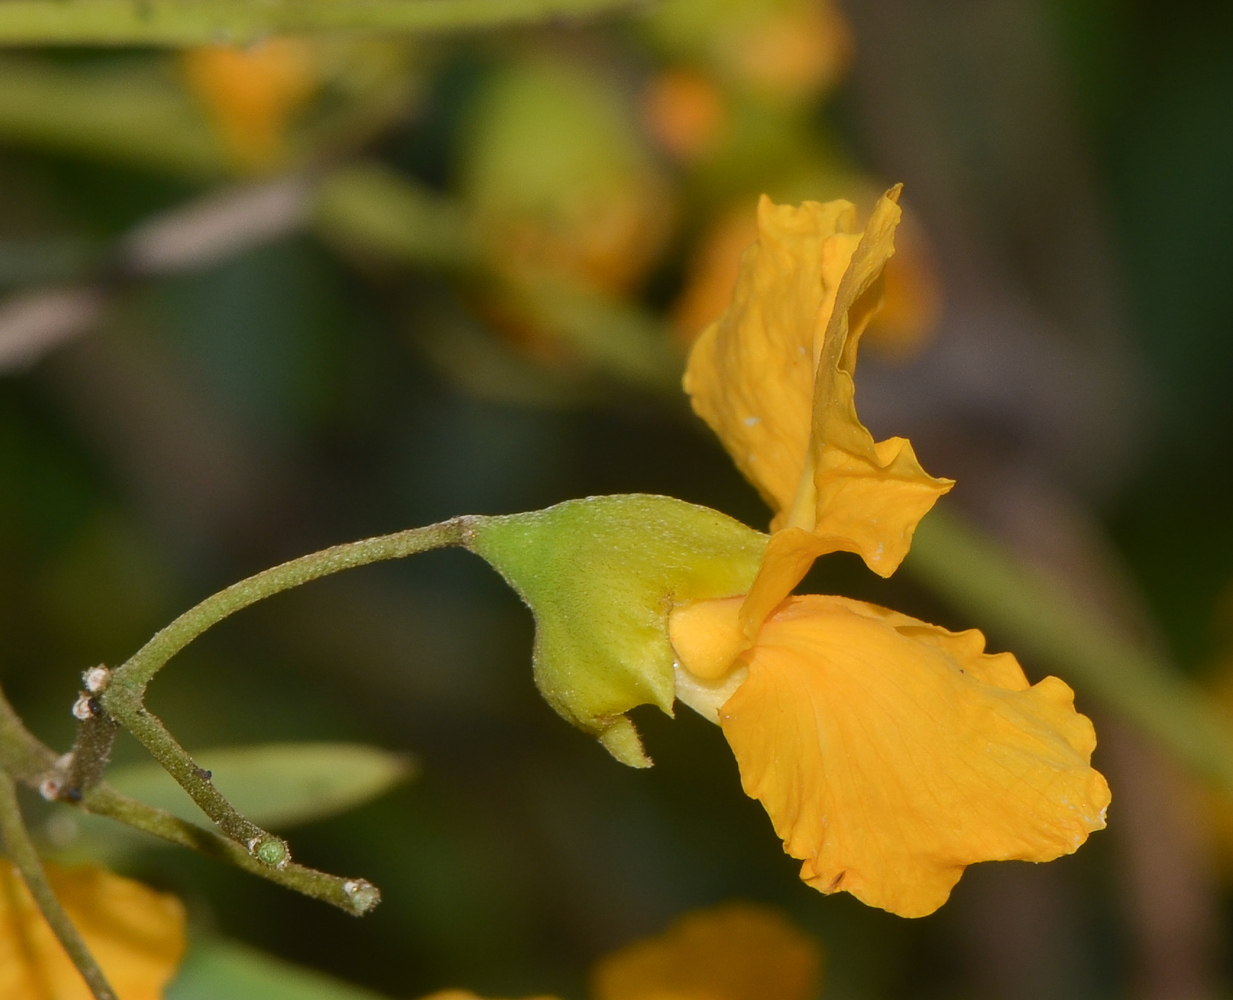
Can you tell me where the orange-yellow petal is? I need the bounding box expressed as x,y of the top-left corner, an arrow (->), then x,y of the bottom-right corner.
590,902 -> 821,1000
801,189 -> 951,577
0,863 -> 185,999
718,595 -> 1110,918
683,194 -> 858,519
683,191 -> 951,625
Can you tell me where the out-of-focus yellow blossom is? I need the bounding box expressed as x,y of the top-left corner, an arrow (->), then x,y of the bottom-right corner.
591,902 -> 820,1000
860,208 -> 942,361
463,59 -> 672,298
0,862 -> 185,999
643,68 -> 728,164
418,902 -> 820,1000
668,191 -> 1110,917
183,39 -> 319,173
644,0 -> 851,105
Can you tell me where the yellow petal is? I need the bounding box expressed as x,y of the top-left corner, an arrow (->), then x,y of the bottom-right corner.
800,189 -> 952,578
683,194 -> 858,520
719,595 -> 1110,918
590,902 -> 822,1000
683,191 -> 951,629
0,863 -> 185,999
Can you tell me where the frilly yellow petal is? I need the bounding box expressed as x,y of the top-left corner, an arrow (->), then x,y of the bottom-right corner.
683,195 -> 859,519
0,863 -> 185,1000
799,189 -> 952,577
590,902 -> 822,1000
719,595 -> 1110,918
683,189 -> 951,619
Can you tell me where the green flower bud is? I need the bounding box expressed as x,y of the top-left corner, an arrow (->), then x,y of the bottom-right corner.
467,495 -> 766,767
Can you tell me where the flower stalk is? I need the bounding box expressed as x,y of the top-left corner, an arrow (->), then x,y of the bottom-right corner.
99,517 -> 470,861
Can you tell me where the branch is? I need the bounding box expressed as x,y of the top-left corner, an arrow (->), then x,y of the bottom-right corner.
100,518 -> 470,860
0,0 -> 645,46
81,784 -> 380,915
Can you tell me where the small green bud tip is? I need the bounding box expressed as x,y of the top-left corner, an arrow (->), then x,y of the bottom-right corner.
252,836 -> 289,868
343,879 -> 381,915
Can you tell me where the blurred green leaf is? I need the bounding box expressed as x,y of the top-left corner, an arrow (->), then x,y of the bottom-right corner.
0,56 -> 226,177
107,742 -> 414,829
169,939 -> 392,1000
315,162 -> 477,269
0,0 -> 643,47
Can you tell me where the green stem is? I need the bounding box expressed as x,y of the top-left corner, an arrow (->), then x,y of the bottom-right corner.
81,785 -> 380,915
101,518 -> 470,855
0,689 -> 56,784
0,769 -> 117,1000
0,682 -> 379,915
906,507 -> 1233,793
0,0 -> 642,46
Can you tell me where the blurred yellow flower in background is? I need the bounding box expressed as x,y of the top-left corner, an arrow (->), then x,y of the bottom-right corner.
668,190 -> 1111,917
420,902 -> 821,1000
642,68 -> 728,164
463,58 -> 672,298
643,0 -> 851,105
0,863 -> 185,999
183,38 -> 319,174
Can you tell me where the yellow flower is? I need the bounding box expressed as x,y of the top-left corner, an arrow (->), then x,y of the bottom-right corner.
669,191 -> 1110,917
419,902 -> 821,1000
591,902 -> 820,1000
183,39 -> 318,174
0,862 -> 185,999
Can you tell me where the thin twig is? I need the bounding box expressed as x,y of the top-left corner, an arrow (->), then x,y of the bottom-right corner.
101,518 -> 471,859
0,768 -> 117,1000
81,785 -> 380,915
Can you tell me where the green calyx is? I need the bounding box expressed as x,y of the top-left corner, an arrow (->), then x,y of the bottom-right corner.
467,495 -> 766,767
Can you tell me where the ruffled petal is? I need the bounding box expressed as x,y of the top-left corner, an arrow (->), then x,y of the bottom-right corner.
683,190 -> 951,630
590,903 -> 822,1000
802,191 -> 952,577
683,195 -> 860,518
718,595 -> 1110,918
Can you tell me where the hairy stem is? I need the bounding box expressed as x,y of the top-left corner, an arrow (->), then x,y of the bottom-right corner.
0,769 -> 117,1000
101,519 -> 471,857
81,785 -> 379,915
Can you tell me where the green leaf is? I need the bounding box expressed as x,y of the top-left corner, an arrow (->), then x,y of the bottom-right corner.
169,939 -> 391,1000
106,742 -> 414,830
468,495 -> 766,767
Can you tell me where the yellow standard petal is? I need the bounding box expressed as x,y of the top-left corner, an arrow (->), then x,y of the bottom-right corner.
683,191 -> 953,645
591,902 -> 821,1000
683,194 -> 858,520
0,863 -> 186,999
716,595 -> 1110,918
